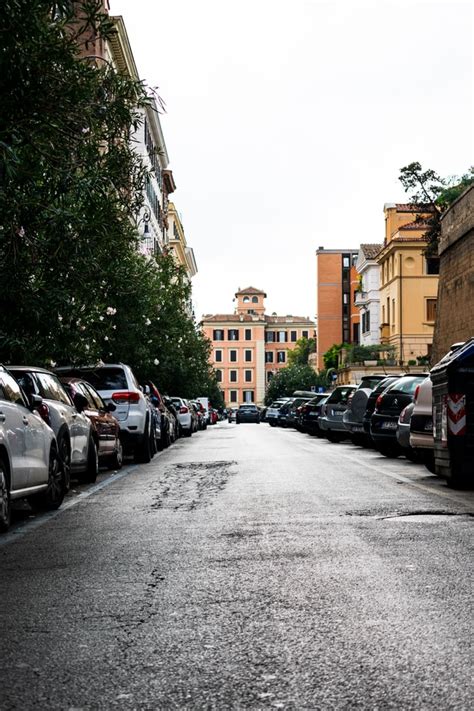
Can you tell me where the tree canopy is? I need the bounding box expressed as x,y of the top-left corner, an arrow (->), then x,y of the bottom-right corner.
264,365 -> 326,406
287,337 -> 316,366
0,1 -> 222,405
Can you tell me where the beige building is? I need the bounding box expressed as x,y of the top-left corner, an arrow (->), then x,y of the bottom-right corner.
378,204 -> 439,364
202,288 -> 315,406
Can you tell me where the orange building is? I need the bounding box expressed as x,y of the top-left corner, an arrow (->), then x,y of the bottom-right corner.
315,248 -> 360,370
202,287 -> 315,406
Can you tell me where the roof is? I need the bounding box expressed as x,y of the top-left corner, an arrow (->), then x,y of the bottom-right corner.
360,243 -> 382,259
202,314 -> 258,323
201,314 -> 315,325
398,219 -> 432,232
265,315 -> 315,325
235,286 -> 267,296
384,203 -> 435,213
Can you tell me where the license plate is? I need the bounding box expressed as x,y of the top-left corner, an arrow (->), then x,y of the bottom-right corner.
352,425 -> 364,432
332,410 -> 343,417
425,421 -> 433,432
382,421 -> 397,430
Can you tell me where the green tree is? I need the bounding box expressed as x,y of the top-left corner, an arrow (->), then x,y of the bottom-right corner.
287,337 -> 316,366
399,162 -> 474,257
264,364 -> 324,405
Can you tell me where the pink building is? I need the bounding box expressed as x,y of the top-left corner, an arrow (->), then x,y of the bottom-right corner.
202,287 -> 315,406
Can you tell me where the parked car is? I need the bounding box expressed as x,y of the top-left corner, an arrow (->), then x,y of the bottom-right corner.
396,402 -> 419,461
276,399 -> 295,427
370,374 -> 428,457
163,397 -> 179,442
362,375 -> 402,443
143,381 -> 175,450
191,401 -> 208,430
318,385 -> 357,442
0,366 -> 66,532
236,404 -> 260,424
343,375 -> 397,446
59,377 -> 123,469
409,376 -> 435,473
227,407 -> 238,423
169,397 -> 195,437
196,397 -> 210,424
285,396 -> 317,429
55,364 -> 155,463
297,394 -> 329,435
265,399 -> 290,427
209,409 -> 219,425
9,366 -> 95,484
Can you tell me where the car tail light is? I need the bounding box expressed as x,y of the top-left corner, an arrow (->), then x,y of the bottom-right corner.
36,402 -> 51,426
375,394 -> 383,410
180,406 -> 189,414
414,385 -> 420,403
112,391 -> 141,404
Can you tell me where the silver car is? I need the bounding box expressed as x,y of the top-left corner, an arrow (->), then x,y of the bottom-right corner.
0,366 -> 66,532
56,364 -> 155,463
9,366 -> 93,485
169,397 -> 195,437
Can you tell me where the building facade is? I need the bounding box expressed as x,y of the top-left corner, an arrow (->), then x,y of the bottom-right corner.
315,248 -> 360,370
202,288 -> 315,406
377,204 -> 438,364
355,243 -> 383,346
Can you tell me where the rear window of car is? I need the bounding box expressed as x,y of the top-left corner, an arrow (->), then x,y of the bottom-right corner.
388,377 -> 425,396
359,377 -> 385,390
327,387 -> 355,404
77,368 -> 128,391
239,405 -> 257,411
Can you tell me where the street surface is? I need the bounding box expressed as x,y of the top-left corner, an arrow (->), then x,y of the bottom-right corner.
1,423 -> 473,710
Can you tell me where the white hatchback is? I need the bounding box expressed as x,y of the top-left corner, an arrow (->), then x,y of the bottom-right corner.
0,366 -> 66,532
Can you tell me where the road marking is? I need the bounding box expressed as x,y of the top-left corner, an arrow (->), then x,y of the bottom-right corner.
0,464 -> 139,548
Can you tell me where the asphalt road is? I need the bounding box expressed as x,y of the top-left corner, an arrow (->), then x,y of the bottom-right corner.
1,422 -> 473,710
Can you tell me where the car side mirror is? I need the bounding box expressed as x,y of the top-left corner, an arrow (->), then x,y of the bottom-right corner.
105,401 -> 116,412
30,393 -> 43,410
73,393 -> 89,413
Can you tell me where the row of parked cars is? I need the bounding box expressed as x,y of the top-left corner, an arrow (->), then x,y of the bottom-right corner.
265,373 -> 435,471
0,362 -> 214,532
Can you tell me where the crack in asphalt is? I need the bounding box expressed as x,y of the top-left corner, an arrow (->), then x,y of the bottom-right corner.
151,460 -> 236,511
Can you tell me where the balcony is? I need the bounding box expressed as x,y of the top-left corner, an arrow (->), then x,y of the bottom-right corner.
354,290 -> 368,306
380,323 -> 390,342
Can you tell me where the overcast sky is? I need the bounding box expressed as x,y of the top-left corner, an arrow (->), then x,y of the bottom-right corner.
110,0 -> 472,320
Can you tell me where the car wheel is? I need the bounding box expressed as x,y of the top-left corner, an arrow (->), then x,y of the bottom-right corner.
326,431 -> 341,443
135,418 -> 153,463
57,432 -> 71,490
184,427 -> 192,438
0,458 -> 11,533
79,436 -> 99,484
351,433 -> 368,447
377,443 -> 400,458
30,444 -> 66,510
423,450 -> 436,474
109,439 -> 123,470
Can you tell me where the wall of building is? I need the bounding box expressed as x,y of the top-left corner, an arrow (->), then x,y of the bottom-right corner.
359,264 -> 380,345
431,186 -> 474,364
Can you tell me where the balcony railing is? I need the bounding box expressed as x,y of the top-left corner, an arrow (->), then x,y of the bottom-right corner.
354,290 -> 368,306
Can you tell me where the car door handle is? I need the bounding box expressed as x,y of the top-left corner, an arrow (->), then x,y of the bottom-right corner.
22,416 -> 29,425
71,412 -> 78,418
0,412 -> 5,423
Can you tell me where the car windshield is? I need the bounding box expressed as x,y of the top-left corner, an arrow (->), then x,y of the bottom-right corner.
327,387 -> 355,404
359,377 -> 385,390
388,377 -> 426,395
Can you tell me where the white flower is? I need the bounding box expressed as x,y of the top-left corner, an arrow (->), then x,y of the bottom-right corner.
145,318 -> 151,326
153,358 -> 159,365
99,316 -> 104,321
49,360 -> 57,368
104,336 -> 109,341
85,344 -> 90,351
58,315 -> 63,322
106,307 -> 116,316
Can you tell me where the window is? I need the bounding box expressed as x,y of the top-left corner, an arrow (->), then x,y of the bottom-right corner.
302,330 -> 308,339
278,330 -> 287,342
215,369 -> 222,383
245,329 -> 252,340
213,329 -> 224,341
425,258 -> 439,275
267,371 -> 274,382
392,299 -> 396,324
243,390 -> 254,402
230,390 -> 238,403
277,351 -> 286,363
426,299 -> 437,322
247,309 -> 256,315
343,293 -> 348,304
353,323 -> 360,344
245,370 -> 252,382
343,256 -> 350,268
228,329 -> 239,341
265,352 -> 274,363
290,330 -> 297,342
0,372 -> 27,406
214,350 -> 222,362
229,350 -> 237,362
243,296 -> 250,303
362,311 -> 371,333
245,350 -> 252,362
252,296 -> 259,303
230,370 -> 238,383
266,331 -> 275,342
36,372 -> 72,405
82,383 -> 105,410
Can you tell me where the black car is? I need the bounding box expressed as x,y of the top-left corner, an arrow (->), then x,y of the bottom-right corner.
285,397 -> 315,428
276,399 -> 295,427
362,375 -> 402,441
236,404 -> 260,424
297,394 -> 329,435
370,374 -> 428,457
343,375 -> 398,446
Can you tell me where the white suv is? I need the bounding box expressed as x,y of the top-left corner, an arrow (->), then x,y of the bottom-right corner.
56,364 -> 155,463
0,366 -> 66,532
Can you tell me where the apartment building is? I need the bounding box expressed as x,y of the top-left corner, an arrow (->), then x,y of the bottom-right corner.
355,243 -> 383,346
377,204 -> 438,364
202,288 -> 315,406
315,248 -> 360,370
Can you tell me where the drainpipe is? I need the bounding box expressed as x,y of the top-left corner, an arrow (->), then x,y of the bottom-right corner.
399,253 -> 403,366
